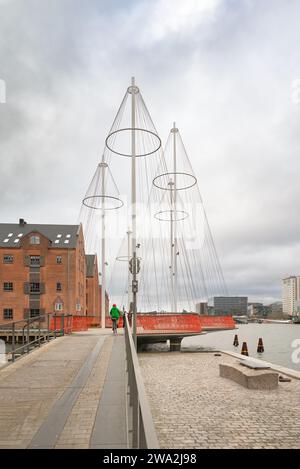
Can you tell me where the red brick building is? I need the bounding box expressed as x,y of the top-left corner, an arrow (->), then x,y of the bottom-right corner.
85,254 -> 109,324
0,219 -> 107,324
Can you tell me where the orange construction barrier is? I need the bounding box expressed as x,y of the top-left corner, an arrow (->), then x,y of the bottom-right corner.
198,315 -> 236,330
136,313 -> 202,333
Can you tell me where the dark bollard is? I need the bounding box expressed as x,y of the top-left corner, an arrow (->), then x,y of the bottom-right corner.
233,334 -> 239,347
241,342 -> 249,356
257,338 -> 264,353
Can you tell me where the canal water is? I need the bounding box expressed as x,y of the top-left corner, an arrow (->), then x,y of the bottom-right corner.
182,324 -> 300,371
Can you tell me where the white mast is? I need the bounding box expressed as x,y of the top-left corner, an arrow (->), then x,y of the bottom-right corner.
173,122 -> 178,313
169,178 -> 174,312
130,76 -> 137,347
127,228 -> 132,311
100,160 -> 108,328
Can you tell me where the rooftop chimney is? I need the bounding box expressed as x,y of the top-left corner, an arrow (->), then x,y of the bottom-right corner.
19,218 -> 27,226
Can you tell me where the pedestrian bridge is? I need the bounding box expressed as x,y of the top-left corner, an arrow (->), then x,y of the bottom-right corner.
0,320 -> 158,449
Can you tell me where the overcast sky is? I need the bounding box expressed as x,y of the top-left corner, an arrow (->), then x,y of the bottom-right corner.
1,0 -> 300,304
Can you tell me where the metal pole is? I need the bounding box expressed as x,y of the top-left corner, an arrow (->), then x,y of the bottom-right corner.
131,77 -> 137,349
169,178 -> 174,313
100,160 -> 107,329
38,316 -> 41,346
27,319 -> 30,353
47,313 -> 50,342
173,123 -> 178,313
127,229 -> 132,311
12,322 -> 15,362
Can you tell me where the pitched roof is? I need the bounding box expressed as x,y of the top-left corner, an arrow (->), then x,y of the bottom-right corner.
0,222 -> 80,249
86,254 -> 96,277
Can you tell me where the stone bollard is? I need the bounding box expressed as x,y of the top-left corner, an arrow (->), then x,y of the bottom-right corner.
241,342 -> 249,356
233,334 -> 239,347
257,338 -> 264,353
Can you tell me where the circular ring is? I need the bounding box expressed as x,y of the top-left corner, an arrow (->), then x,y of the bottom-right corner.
105,128 -> 161,157
116,255 -> 142,262
82,195 -> 123,211
154,209 -> 189,222
116,255 -> 130,262
153,172 -> 197,191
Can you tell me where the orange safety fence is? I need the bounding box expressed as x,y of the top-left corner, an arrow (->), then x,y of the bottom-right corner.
137,313 -> 202,332
49,315 -> 88,333
49,314 -> 73,334
86,316 -> 101,328
199,315 -> 236,329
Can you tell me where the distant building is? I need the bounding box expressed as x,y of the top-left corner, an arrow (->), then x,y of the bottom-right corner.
248,303 -> 263,317
294,300 -> 300,315
282,276 -> 300,316
195,302 -> 208,315
213,296 -> 248,316
268,301 -> 283,319
0,220 -> 107,324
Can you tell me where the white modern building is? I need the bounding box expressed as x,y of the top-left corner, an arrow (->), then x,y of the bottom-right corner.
282,276 -> 300,316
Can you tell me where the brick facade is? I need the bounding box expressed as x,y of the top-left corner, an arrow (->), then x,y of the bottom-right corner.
0,222 -> 108,324
85,255 -> 109,324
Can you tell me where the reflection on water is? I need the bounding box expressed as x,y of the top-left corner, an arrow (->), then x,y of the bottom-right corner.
182,324 -> 300,371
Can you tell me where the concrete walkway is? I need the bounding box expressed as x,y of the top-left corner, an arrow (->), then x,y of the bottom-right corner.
0,329 -> 128,449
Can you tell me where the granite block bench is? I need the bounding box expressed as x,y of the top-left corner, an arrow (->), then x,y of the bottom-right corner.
219,361 -> 278,390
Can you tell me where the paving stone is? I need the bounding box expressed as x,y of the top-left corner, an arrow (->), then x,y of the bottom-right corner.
139,352 -> 300,449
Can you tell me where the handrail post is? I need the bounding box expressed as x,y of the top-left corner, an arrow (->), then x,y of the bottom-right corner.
47,313 -> 50,342
27,318 -> 30,354
22,324 -> 25,352
11,322 -> 15,362
54,313 -> 57,339
60,314 -> 65,336
38,316 -> 41,347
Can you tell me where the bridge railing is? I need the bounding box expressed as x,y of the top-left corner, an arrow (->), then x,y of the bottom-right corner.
124,313 -> 159,449
0,313 -> 72,363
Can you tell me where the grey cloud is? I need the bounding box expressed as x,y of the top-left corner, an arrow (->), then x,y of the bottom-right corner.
1,0 -> 300,305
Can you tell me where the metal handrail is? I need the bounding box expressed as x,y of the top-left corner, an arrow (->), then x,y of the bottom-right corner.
0,313 -> 73,363
124,313 -> 159,449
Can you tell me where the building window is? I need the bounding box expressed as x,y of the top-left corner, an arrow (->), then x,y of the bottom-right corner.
56,282 -> 62,292
30,235 -> 40,245
30,309 -> 40,318
76,303 -> 81,312
30,255 -> 40,266
3,308 -> 13,319
30,282 -> 40,293
56,256 -> 62,264
3,282 -> 13,292
3,255 -> 13,264
55,302 -> 63,311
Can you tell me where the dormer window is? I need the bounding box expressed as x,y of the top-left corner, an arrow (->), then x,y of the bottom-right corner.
30,235 -> 40,245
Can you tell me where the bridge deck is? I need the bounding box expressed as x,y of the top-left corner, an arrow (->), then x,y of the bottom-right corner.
0,329 -> 128,449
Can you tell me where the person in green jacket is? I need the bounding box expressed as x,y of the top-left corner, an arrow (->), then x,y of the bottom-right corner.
110,304 -> 121,335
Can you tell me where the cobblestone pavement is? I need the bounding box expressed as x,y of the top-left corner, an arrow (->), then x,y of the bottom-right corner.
0,329 -> 117,449
139,352 -> 300,449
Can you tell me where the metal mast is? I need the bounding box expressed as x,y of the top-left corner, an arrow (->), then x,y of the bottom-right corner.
169,178 -> 174,312
172,123 -> 178,313
100,160 -> 107,328
104,78 -> 161,329
127,229 -> 132,311
153,123 -> 196,313
130,76 -> 137,348
82,162 -> 123,329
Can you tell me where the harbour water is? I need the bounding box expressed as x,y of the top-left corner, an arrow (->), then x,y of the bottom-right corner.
182,323 -> 300,371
